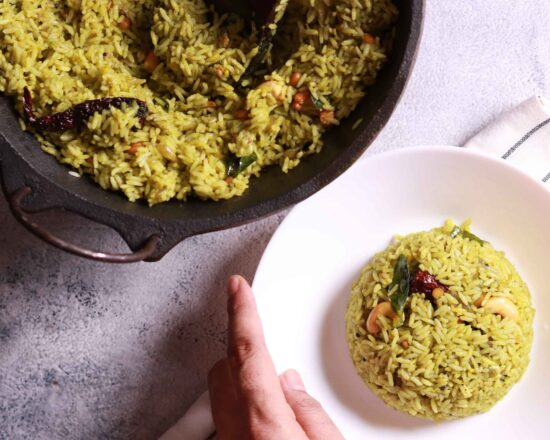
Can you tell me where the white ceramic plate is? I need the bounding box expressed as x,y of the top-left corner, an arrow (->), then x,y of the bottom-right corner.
252,146 -> 550,440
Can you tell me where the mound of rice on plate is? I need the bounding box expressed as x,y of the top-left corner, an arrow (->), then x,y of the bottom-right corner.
0,0 -> 397,205
345,220 -> 534,420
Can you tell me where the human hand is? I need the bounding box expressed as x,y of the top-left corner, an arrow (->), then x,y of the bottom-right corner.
208,275 -> 344,440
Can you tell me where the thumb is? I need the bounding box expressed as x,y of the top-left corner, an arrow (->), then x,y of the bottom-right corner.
280,370 -> 344,440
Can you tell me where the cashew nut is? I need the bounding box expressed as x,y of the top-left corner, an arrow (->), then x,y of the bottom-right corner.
483,297 -> 519,322
366,302 -> 396,334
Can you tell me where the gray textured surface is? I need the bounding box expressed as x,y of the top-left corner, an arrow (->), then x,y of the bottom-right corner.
1,1 -> 549,439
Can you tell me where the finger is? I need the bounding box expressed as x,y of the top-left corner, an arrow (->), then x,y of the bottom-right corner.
226,275 -> 293,422
208,359 -> 244,438
281,370 -> 344,440
226,275 -> 266,361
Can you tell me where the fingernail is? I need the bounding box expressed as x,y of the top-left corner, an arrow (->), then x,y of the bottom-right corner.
228,275 -> 240,296
282,369 -> 305,391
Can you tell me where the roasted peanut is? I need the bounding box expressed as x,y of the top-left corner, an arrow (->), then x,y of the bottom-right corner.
143,51 -> 160,73
289,72 -> 302,87
319,110 -> 337,126
218,32 -> 230,48
129,142 -> 143,155
118,15 -> 132,31
233,109 -> 249,120
432,287 -> 445,299
363,33 -> 376,44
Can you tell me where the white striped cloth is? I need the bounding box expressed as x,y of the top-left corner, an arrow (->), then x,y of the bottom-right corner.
159,95 -> 550,440
464,96 -> 550,186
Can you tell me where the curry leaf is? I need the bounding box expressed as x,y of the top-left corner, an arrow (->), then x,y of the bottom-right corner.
389,254 -> 410,325
449,225 -> 486,245
461,230 -> 486,245
311,95 -> 324,110
226,153 -> 258,178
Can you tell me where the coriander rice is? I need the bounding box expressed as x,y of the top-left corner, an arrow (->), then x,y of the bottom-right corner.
345,220 -> 534,420
0,0 -> 397,205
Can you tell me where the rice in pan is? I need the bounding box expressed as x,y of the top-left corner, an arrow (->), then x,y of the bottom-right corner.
0,0 -> 397,205
345,220 -> 534,420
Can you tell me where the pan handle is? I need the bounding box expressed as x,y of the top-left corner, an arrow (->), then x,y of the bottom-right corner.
8,186 -> 160,263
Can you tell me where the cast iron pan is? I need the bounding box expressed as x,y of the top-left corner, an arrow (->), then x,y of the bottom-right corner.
0,0 -> 423,263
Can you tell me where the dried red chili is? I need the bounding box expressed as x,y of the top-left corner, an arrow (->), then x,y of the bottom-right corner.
410,270 -> 448,295
23,87 -> 148,132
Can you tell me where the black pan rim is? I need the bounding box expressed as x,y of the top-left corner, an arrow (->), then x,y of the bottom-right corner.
0,0 -> 424,261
